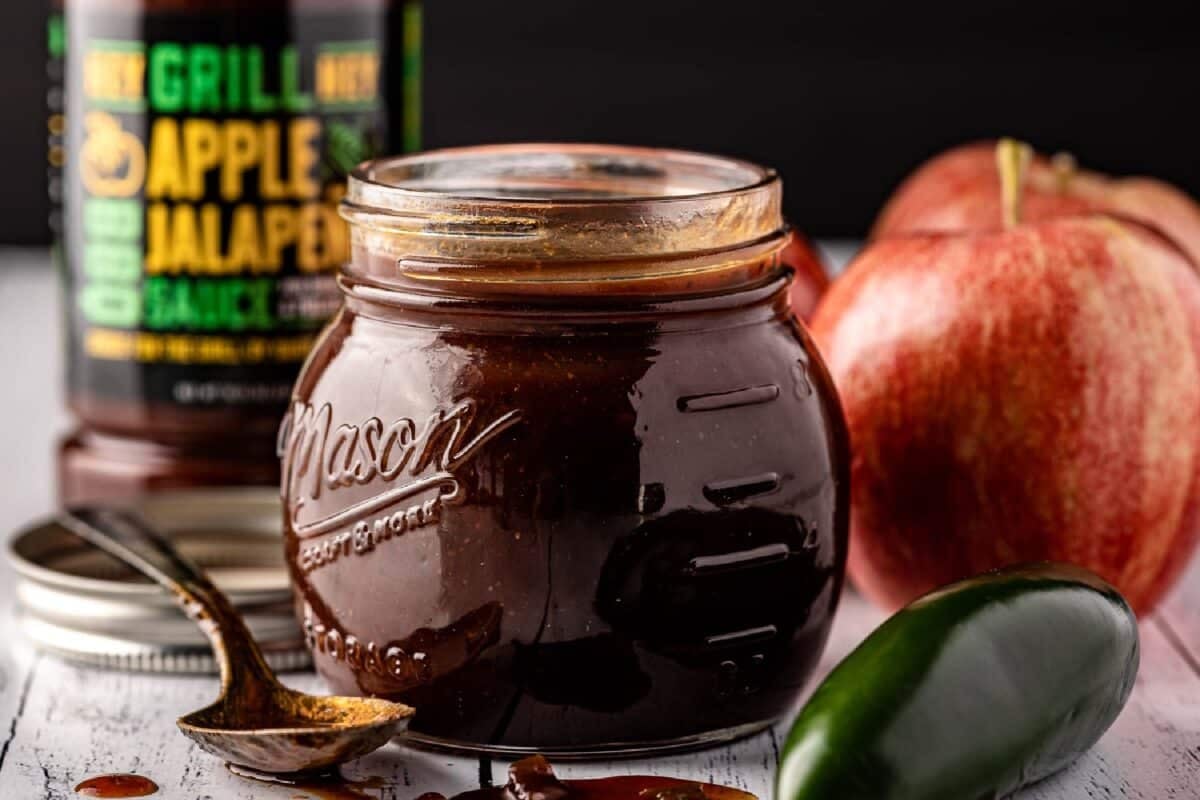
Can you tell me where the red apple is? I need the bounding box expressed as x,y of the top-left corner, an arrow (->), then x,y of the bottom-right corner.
781,230 -> 831,322
872,140 -> 1200,267
813,142 -> 1200,614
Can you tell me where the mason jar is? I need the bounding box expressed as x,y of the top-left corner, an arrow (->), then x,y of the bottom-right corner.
278,143 -> 849,756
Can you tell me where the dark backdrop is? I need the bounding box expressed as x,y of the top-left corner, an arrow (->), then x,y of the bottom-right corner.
3,1 -> 1195,242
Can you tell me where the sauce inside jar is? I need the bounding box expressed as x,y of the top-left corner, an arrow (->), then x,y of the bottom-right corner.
280,144 -> 849,754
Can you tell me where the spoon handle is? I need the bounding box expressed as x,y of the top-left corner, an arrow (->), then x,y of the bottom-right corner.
58,507 -> 283,697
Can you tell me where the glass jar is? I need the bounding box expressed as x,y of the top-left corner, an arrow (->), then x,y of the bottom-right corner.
279,144 -> 849,755
59,0 -> 421,503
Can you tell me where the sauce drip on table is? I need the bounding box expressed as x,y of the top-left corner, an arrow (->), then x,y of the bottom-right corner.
436,756 -> 757,800
73,774 -> 159,798
226,755 -> 755,800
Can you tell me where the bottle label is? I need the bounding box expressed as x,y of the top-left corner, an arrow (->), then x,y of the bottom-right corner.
64,3 -> 415,410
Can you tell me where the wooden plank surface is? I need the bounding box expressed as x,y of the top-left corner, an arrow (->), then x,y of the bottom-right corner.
3,248 -> 1200,799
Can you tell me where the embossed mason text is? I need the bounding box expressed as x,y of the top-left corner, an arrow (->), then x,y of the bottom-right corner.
278,398 -> 521,538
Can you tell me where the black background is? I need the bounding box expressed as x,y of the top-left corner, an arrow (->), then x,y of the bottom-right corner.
3,1 -> 1196,243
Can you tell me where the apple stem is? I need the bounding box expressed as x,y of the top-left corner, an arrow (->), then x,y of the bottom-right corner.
996,138 -> 1034,229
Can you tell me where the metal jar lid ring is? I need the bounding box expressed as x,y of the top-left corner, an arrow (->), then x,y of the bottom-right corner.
6,488 -> 309,675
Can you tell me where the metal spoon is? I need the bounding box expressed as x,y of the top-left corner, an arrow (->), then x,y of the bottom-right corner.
57,507 -> 414,775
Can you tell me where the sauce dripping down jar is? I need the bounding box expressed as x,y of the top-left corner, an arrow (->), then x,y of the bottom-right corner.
278,144 -> 849,755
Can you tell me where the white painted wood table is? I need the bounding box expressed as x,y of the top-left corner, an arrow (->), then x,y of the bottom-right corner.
3,248 -> 1200,799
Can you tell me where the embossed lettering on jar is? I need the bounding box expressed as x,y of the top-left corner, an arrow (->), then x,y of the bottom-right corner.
278,144 -> 850,755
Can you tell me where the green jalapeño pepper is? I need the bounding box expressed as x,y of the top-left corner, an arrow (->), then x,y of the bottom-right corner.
777,564 -> 1139,800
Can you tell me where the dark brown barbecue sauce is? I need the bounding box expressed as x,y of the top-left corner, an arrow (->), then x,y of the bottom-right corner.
74,773 -> 159,798
227,756 -> 754,800
442,756 -> 757,800
279,145 -> 849,754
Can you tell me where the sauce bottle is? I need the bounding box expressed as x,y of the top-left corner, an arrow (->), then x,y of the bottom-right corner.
59,0 -> 421,503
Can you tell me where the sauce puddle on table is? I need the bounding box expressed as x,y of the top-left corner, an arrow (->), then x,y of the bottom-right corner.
74,774 -> 160,798
227,763 -> 388,799
430,756 -> 757,800
228,754 -> 756,800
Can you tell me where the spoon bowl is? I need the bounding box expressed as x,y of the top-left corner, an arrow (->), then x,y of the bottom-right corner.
58,508 -> 414,775
179,691 -> 412,774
